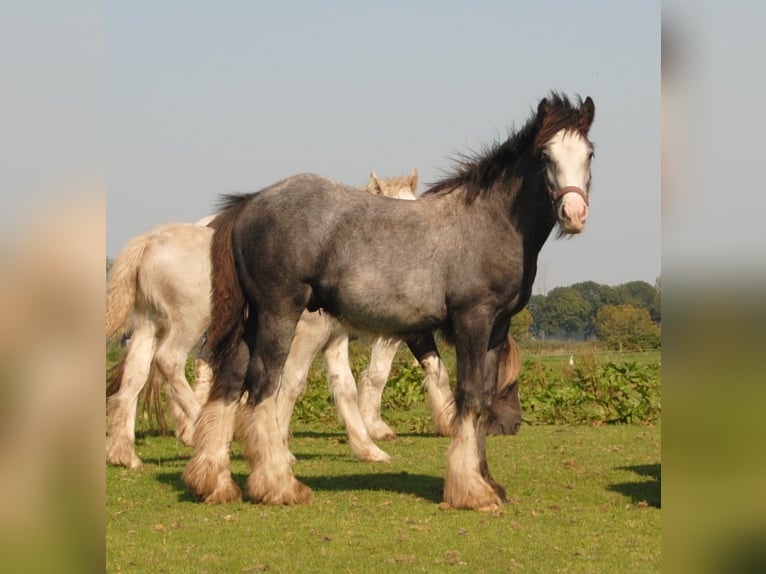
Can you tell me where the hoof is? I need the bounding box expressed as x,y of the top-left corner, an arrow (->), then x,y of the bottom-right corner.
443,490 -> 504,511
201,479 -> 242,504
247,475 -> 313,505
367,423 -> 398,441
182,454 -> 235,502
433,419 -> 455,437
175,425 -> 196,447
432,405 -> 456,437
443,472 -> 505,511
352,444 -> 391,463
106,439 -> 142,469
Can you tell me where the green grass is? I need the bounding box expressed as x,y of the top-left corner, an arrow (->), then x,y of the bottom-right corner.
107,341 -> 660,572
107,423 -> 660,573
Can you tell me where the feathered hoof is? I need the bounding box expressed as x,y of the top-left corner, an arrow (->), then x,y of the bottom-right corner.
443,489 -> 504,511
247,474 -> 313,506
433,403 -> 456,437
201,479 -> 242,505
106,438 -> 142,469
433,417 -> 455,437
182,454 -> 236,502
352,443 -> 391,464
175,423 -> 196,447
367,422 -> 398,441
443,472 -> 505,511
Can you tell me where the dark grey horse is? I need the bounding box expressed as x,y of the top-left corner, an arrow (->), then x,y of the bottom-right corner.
183,92 -> 595,510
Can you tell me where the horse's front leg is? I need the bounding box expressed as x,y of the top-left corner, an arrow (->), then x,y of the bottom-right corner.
322,329 -> 391,463
357,335 -> 401,440
443,312 -> 506,511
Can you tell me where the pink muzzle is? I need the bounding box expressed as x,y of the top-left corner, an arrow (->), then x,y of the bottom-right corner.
549,185 -> 589,233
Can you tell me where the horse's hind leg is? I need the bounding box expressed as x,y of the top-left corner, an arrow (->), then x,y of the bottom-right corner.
106,319 -> 156,468
239,310 -> 313,505
357,336 -> 400,440
274,310 -> 332,460
404,334 -> 455,437
323,329 -> 390,462
421,353 -> 456,437
193,357 -> 213,405
182,340 -> 247,504
154,326 -> 205,446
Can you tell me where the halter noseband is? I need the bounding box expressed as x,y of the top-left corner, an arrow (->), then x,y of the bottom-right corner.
547,183 -> 589,206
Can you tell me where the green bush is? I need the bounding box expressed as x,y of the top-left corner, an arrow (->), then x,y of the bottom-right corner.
108,341 -> 661,432
381,364 -> 426,410
521,354 -> 660,425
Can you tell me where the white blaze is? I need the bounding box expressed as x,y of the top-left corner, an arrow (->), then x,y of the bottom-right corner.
545,130 -> 592,233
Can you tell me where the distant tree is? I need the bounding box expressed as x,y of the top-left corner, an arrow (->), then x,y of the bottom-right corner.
595,304 -> 661,351
651,276 -> 661,324
539,287 -> 590,338
569,281 -> 620,337
509,307 -> 533,343
527,294 -> 548,338
615,281 -> 658,317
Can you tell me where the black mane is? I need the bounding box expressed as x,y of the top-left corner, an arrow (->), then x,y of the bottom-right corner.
423,92 -> 588,204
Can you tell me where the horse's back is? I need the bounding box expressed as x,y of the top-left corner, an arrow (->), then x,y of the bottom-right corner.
229,175 -> 454,335
138,223 -> 213,324
231,175 -> 367,280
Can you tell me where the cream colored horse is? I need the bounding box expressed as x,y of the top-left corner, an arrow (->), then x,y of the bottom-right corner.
106,171 -> 455,468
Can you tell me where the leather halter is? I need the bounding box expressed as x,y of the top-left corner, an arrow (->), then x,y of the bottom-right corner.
547,182 -> 589,206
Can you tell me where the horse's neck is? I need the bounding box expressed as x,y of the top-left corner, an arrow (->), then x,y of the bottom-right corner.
493,175 -> 557,251
497,176 -> 556,310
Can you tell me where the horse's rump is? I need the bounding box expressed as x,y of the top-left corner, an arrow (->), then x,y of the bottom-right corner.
106,234 -> 150,340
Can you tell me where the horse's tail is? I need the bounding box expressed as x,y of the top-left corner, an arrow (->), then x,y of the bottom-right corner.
206,194 -> 251,378
106,353 -> 170,432
105,354 -> 127,398
141,360 -> 170,434
106,233 -> 149,341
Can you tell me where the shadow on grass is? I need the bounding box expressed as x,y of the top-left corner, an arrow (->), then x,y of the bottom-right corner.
292,429 -> 448,440
302,472 -> 443,502
607,463 -> 661,508
292,430 -> 451,444
156,470 -> 444,504
156,471 -> 203,503
155,470 -> 256,503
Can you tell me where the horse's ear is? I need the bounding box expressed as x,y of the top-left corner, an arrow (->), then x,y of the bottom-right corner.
537,97 -> 552,120
408,169 -> 419,192
368,171 -> 382,194
579,96 -> 595,131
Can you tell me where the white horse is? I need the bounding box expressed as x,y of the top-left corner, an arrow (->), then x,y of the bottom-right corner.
105,170 -> 455,468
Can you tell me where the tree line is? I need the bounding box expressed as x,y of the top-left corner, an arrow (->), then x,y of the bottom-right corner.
510,279 -> 661,351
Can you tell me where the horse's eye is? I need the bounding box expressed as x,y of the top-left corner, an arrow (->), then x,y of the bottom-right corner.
588,151 -> 595,161
540,152 -> 551,165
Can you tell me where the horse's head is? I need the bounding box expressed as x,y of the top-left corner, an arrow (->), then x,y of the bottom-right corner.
366,169 -> 418,201
535,95 -> 595,234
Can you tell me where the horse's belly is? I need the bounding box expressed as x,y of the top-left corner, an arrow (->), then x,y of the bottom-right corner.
320,271 -> 446,336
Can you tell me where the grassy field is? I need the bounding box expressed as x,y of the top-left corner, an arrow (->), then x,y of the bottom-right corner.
107,425 -> 660,573
107,343 -> 660,573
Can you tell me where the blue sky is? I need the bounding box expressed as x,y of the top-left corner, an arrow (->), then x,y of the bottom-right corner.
106,1 -> 660,292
